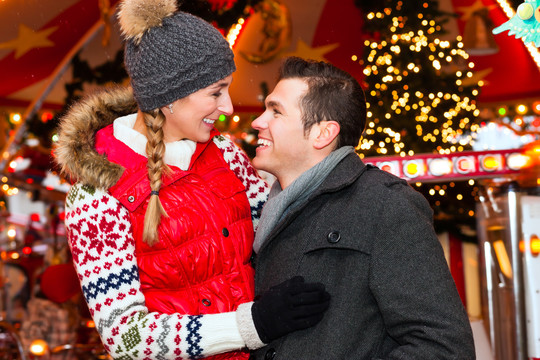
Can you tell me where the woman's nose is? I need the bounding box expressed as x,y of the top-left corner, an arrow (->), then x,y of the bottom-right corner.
219,95 -> 234,116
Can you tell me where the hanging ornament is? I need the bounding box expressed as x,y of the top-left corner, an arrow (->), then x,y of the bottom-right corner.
492,0 -> 540,47
462,7 -> 499,55
239,0 -> 291,64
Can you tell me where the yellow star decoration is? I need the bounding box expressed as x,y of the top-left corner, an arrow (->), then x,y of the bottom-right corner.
283,39 -> 339,62
456,0 -> 497,21
0,23 -> 58,59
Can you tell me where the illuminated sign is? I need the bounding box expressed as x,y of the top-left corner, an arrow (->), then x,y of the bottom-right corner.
403,159 -> 425,178
480,154 -> 503,172
428,158 -> 453,177
363,148 -> 536,183
455,156 -> 476,174
378,161 -> 400,176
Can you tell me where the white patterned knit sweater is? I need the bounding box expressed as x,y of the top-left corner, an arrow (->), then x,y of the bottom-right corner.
64,126 -> 269,360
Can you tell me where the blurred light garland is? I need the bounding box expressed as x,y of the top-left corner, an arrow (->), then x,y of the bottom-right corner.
356,1 -> 481,158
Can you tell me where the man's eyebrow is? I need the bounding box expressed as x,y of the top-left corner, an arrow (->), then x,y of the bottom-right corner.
265,100 -> 282,110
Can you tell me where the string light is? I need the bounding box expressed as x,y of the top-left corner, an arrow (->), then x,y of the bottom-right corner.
356,3 -> 480,157
226,18 -> 245,47
9,113 -> 21,124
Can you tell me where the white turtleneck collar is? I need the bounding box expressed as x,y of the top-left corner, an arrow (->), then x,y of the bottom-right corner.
113,113 -> 197,171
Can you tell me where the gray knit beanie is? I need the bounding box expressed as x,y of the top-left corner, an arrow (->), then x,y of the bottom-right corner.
118,0 -> 236,112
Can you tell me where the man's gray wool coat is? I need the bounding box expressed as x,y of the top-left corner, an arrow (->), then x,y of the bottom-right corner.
250,153 -> 475,360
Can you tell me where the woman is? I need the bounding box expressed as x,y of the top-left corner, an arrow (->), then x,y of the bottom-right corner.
54,0 -> 329,359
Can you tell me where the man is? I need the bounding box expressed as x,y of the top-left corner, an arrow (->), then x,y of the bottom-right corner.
249,56 -> 476,359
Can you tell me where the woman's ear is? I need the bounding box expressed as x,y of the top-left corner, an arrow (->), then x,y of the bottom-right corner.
313,121 -> 340,150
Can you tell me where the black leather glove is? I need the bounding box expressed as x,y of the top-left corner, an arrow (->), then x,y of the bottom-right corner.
251,276 -> 330,343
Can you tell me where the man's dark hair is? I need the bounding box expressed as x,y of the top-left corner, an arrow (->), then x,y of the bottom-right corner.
278,56 -> 367,148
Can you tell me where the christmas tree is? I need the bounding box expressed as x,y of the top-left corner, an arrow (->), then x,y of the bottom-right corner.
354,0 -> 483,233
355,0 -> 481,158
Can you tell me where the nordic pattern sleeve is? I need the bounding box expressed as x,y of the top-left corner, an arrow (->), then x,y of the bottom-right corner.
64,183 -> 247,360
213,135 -> 269,231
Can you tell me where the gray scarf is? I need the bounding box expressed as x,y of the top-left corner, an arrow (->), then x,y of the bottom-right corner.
253,146 -> 354,253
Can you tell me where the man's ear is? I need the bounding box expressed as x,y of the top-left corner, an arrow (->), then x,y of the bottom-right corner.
313,121 -> 340,150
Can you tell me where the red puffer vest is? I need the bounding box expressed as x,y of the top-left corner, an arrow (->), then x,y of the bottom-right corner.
95,125 -> 253,360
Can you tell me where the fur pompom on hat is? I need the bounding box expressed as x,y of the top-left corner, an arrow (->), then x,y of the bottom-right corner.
117,0 -> 236,111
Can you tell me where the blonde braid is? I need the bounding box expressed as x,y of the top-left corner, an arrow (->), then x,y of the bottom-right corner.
142,110 -> 169,246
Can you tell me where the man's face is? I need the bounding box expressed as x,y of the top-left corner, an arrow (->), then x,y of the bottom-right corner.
251,78 -> 315,187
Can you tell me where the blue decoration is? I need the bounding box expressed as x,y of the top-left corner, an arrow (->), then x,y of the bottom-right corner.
186,315 -> 203,358
492,0 -> 540,47
82,265 -> 139,300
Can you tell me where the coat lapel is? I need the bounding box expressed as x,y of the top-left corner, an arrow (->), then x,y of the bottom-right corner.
258,153 -> 369,254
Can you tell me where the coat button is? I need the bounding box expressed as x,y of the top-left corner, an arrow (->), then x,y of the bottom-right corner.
327,231 -> 341,243
222,228 -> 229,237
202,298 -> 211,307
127,195 -> 135,203
264,348 -> 276,360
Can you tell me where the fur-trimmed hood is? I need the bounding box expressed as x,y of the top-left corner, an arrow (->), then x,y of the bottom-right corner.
54,86 -> 139,189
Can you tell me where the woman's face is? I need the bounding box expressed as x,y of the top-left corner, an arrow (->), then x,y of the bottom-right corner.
161,75 -> 234,143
